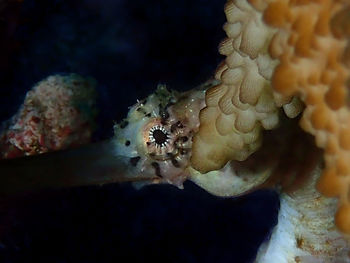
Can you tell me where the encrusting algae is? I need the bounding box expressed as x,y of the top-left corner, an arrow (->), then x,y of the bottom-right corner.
0,74 -> 97,159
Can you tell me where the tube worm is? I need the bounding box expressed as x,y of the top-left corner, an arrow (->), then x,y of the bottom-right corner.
0,76 -> 270,198
2,1 -> 350,261
0,141 -> 148,195
0,79 -> 207,194
0,74 -> 160,193
1,75 -> 347,261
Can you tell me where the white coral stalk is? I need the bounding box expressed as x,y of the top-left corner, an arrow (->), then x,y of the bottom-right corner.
256,166 -> 350,263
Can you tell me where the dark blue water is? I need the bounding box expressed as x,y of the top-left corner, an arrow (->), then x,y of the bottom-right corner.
0,1 -> 279,262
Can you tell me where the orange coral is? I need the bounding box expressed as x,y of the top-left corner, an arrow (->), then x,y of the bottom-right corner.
192,0 -> 350,234
253,0 -> 350,234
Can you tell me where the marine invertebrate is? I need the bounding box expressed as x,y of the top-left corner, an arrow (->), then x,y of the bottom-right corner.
190,0 -> 350,261
111,83 -> 207,187
1,0 -> 350,261
260,0 -> 350,236
192,0 -> 350,236
0,80 -> 209,194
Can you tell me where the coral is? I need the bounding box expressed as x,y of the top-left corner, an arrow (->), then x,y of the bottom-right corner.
192,0 -> 350,235
0,74 -> 97,159
256,0 -> 350,234
191,0 -> 303,173
2,0 -> 350,258
256,165 -> 350,263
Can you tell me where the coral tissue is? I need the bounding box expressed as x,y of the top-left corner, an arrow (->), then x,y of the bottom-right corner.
192,0 -> 350,234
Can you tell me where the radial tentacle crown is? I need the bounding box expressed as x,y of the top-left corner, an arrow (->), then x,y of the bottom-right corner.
112,84 -> 206,187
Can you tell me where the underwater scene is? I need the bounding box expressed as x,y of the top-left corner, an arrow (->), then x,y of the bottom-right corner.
2,0 -> 350,263
0,0 -> 278,262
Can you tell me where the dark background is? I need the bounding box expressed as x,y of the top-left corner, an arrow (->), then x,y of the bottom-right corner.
0,0 -> 279,262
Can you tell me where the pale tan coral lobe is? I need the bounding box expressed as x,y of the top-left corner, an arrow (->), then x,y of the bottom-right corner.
192,0 -> 350,235
191,0 -> 302,173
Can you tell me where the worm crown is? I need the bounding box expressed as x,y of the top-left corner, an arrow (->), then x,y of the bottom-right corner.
112,84 -> 205,187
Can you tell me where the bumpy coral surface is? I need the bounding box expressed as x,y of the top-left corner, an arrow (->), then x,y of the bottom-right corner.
192,0 -> 350,234
257,0 -> 350,234
191,0 -> 303,173
0,74 -> 97,159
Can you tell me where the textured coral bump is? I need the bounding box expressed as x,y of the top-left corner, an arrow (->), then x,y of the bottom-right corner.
0,74 -> 97,159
